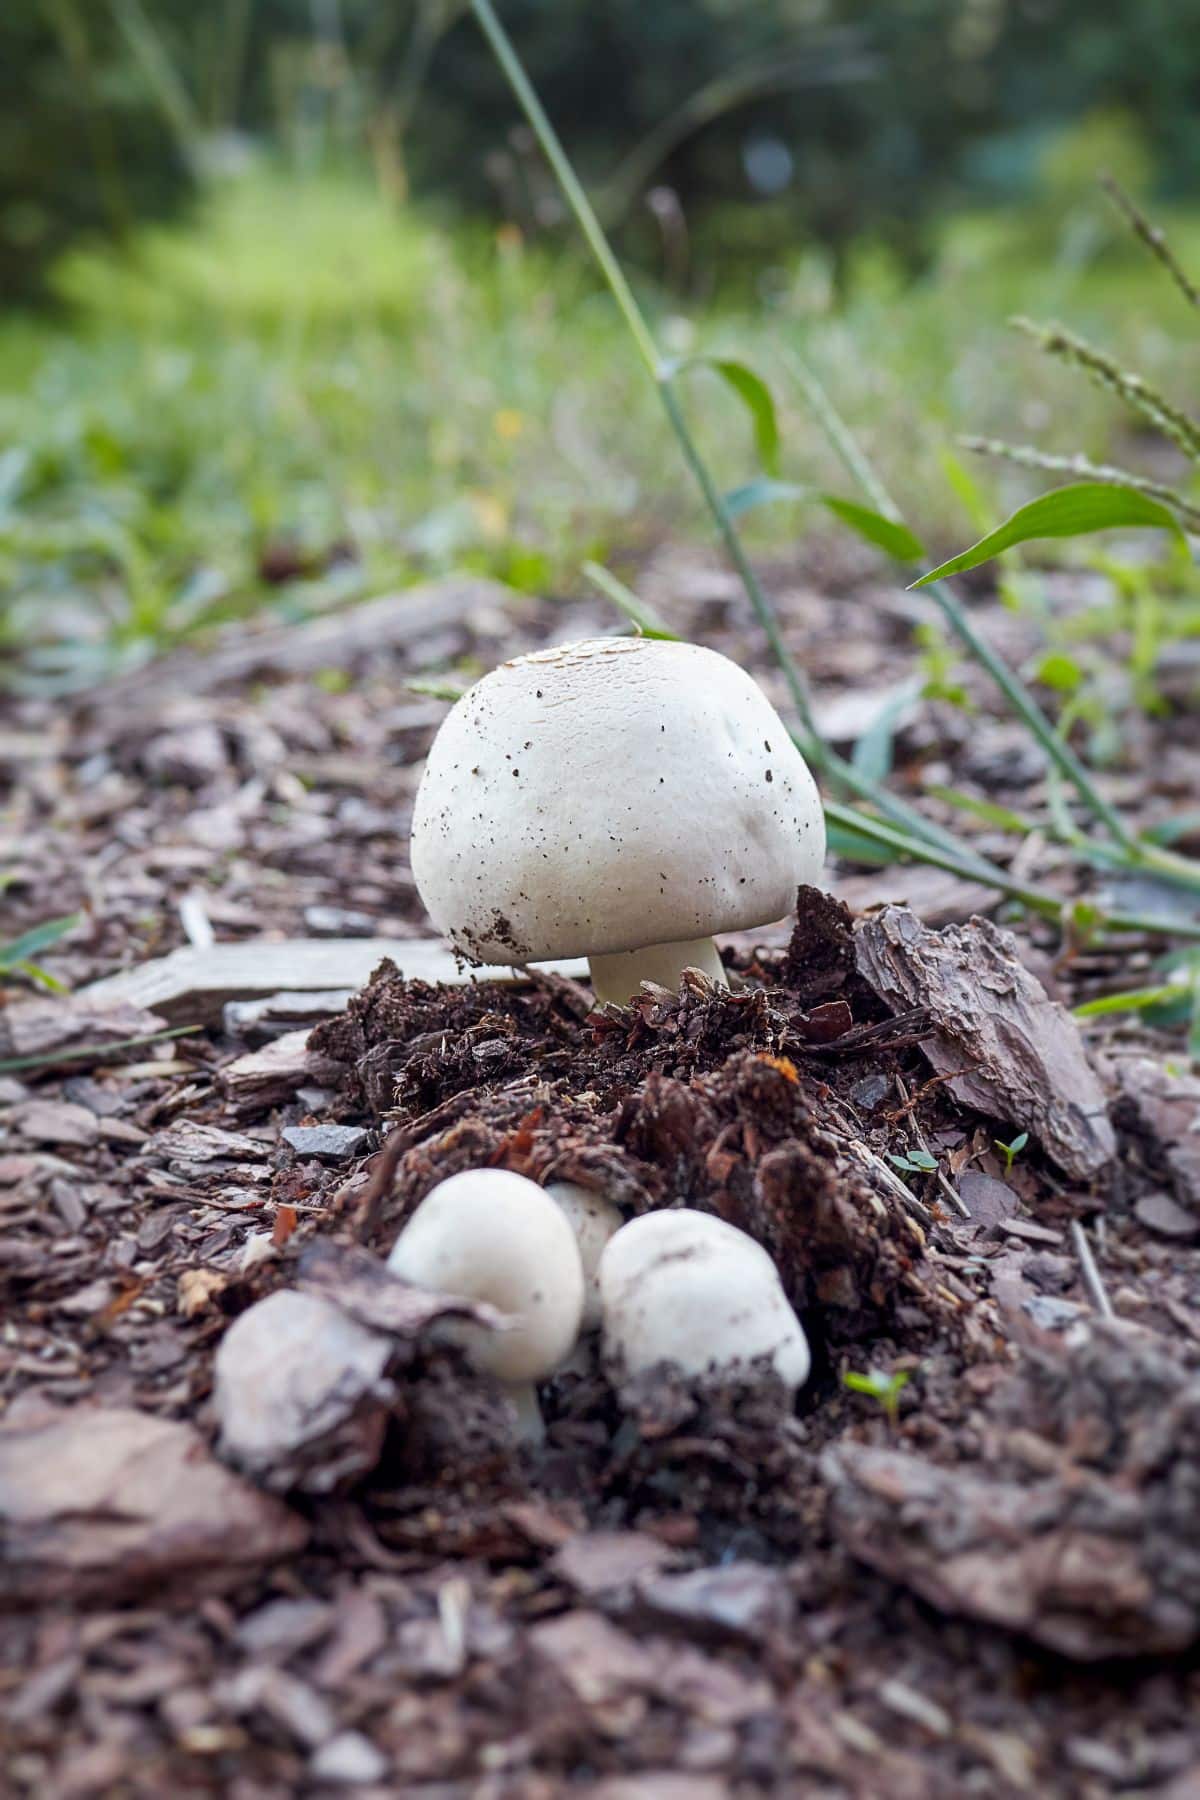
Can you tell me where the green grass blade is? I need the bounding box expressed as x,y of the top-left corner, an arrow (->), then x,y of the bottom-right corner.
0,912 -> 82,970
583,561 -> 678,639
823,497 -> 925,562
924,786 -> 1038,836
0,1024 -> 201,1076
665,357 -> 781,477
1074,981 -> 1188,1018
725,478 -> 925,559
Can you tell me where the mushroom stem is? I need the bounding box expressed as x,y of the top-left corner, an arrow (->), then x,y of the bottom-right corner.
588,937 -> 729,1008
504,1381 -> 545,1444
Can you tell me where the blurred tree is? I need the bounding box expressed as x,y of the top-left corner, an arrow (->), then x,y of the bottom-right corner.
0,0 -> 189,305
4,0 -> 1200,303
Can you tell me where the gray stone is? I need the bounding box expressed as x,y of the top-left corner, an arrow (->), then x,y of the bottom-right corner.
281,1123 -> 369,1162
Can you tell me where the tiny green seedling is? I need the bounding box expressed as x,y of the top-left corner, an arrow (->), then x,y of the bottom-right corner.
887,1148 -> 938,1176
843,1367 -> 911,1431
0,912 -> 81,994
993,1131 -> 1029,1175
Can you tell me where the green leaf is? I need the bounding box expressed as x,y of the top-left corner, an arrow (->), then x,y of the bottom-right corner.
404,677 -> 466,703
910,483 -> 1186,589
1036,650 -> 1084,694
924,785 -> 1037,836
667,356 -> 781,476
724,478 -> 808,518
1073,981 -> 1188,1019
823,818 -> 896,867
724,479 -> 925,561
0,912 -> 81,972
843,1367 -> 910,1403
821,497 -> 925,562
16,961 -> 68,994
1145,812 -> 1200,847
937,446 -> 993,533
888,1148 -> 937,1173
851,682 -> 920,787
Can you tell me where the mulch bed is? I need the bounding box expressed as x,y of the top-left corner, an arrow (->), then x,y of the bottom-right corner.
5,547 -> 1200,1797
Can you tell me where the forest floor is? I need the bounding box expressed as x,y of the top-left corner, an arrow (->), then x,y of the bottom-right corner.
5,546 -> 1200,1798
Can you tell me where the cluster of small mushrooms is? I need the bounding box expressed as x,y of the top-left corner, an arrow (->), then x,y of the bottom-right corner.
394,636 -> 820,1433
216,639 -> 824,1462
386,1169 -> 811,1440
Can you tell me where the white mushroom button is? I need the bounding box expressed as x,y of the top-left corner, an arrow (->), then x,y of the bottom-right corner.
409,636 -> 825,1006
386,1169 -> 585,1440
545,1181 -> 624,1330
598,1208 -> 810,1396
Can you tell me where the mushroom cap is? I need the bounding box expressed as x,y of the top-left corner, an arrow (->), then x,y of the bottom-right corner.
546,1181 -> 624,1330
410,636 -> 824,964
598,1208 -> 810,1394
387,1169 -> 585,1382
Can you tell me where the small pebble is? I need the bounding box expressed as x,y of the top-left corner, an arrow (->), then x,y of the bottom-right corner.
281,1124 -> 368,1162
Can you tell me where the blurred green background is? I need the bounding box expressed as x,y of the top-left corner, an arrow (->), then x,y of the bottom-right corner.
3,0 -> 1199,688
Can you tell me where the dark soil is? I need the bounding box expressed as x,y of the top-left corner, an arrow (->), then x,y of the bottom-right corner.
5,546 -> 1200,1797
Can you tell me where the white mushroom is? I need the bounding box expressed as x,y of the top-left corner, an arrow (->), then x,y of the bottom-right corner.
387,1169 -> 585,1440
409,637 -> 824,1006
545,1181 -> 624,1330
598,1209 -> 810,1396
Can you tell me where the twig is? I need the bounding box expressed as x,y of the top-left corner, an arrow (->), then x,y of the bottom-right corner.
1070,1218 -> 1114,1320
883,1066 -> 969,1122
179,890 -> 215,951
1101,174 -> 1200,313
892,1065 -> 978,1224
894,1074 -> 971,1219
851,1140 -> 936,1229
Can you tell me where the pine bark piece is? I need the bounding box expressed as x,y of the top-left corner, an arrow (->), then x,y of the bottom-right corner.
853,907 -> 1115,1180
221,1029 -> 335,1115
0,1403 -> 308,1606
824,1440 -> 1194,1659
213,1291 -> 394,1495
0,998 -> 167,1066
214,1256 -> 507,1493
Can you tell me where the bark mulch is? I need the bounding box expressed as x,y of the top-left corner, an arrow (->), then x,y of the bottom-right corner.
5,549 -> 1200,1798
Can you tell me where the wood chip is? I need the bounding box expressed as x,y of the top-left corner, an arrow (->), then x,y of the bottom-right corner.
0,997 -> 167,1065
83,937 -> 588,1024
9,1099 -> 100,1148
0,1402 -> 307,1604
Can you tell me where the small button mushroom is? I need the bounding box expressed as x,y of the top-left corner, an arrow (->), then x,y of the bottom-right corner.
409,637 -> 825,1006
598,1209 -> 810,1396
387,1169 -> 585,1440
545,1181 -> 624,1331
